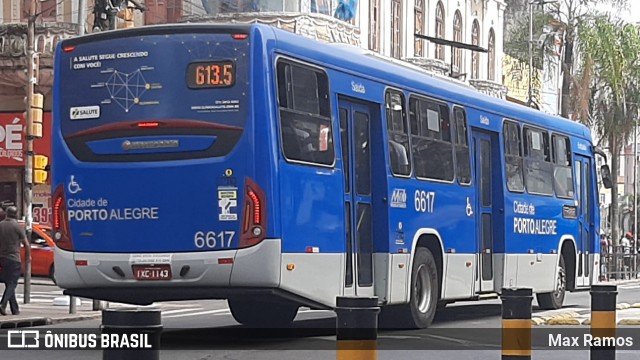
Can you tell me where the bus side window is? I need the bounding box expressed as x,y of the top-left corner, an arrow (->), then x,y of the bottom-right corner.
503,120 -> 525,192
386,91 -> 411,176
276,60 -> 334,166
551,134 -> 574,198
409,96 -> 454,181
523,127 -> 553,195
453,107 -> 471,185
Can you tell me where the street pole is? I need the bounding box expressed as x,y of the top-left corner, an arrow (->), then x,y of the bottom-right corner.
634,117 -> 638,276
528,1 -> 534,107
23,0 -> 38,305
78,0 -> 87,36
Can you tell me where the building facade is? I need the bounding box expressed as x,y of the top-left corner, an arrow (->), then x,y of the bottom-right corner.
502,0 -> 563,115
0,0 -> 508,222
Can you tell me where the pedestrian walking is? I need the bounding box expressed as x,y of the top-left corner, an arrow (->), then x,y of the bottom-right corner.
0,206 -> 30,315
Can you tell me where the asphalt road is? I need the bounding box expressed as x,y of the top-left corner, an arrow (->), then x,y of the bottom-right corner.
2,284 -> 640,360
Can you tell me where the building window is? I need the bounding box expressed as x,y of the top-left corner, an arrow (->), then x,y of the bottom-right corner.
391,0 -> 403,59
369,0 -> 380,51
414,0 -> 425,57
435,1 -> 445,61
488,28 -> 496,81
471,20 -> 480,79
452,10 -> 463,73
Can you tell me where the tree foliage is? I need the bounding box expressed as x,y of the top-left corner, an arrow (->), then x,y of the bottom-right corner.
503,0 -> 629,116
573,16 -> 640,244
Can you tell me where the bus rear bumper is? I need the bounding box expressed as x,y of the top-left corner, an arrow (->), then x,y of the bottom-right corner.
54,239 -> 283,300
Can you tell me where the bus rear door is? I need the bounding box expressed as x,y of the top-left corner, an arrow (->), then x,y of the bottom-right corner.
338,97 -> 376,297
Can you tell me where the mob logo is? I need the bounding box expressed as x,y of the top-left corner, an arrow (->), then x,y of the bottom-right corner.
7,330 -> 39,348
390,188 -> 407,208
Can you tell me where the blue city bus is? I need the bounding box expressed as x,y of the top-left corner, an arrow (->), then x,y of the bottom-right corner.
52,23 -> 612,328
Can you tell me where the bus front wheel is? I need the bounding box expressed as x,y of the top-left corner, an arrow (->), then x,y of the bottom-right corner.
536,256 -> 566,310
228,298 -> 298,327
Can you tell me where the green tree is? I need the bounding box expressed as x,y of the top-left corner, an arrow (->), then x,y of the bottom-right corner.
504,0 -> 628,116
573,16 -> 640,245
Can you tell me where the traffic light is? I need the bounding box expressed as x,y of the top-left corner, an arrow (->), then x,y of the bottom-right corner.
29,93 -> 44,138
33,155 -> 48,184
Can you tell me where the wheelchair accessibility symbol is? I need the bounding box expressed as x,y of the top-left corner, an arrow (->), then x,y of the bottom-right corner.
466,197 -> 473,217
68,175 -> 82,194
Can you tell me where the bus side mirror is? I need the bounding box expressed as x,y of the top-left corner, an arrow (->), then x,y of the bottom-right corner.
601,165 -> 613,189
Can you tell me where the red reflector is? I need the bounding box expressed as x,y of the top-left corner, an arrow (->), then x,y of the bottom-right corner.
63,45 -> 76,52
218,258 -> 234,264
75,260 -> 88,266
137,122 -> 159,128
231,34 -> 248,40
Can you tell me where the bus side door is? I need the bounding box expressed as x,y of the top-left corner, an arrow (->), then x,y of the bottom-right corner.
472,130 -> 496,293
338,97 -> 376,297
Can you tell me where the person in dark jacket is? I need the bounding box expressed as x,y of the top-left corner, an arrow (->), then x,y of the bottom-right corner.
0,206 -> 30,315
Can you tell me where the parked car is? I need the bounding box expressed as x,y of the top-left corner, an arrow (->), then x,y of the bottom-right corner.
17,222 -> 55,282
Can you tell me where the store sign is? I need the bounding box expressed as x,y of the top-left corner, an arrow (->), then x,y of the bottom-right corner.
0,113 -> 51,166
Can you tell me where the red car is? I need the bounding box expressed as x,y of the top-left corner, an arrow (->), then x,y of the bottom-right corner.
18,222 -> 56,281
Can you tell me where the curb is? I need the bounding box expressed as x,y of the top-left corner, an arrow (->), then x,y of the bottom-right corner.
533,311 -> 582,325
0,317 -> 51,329
533,303 -> 640,326
0,312 -> 102,328
48,312 -> 103,325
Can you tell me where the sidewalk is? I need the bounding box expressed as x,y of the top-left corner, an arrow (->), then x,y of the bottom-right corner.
0,296 -> 103,328
531,278 -> 640,326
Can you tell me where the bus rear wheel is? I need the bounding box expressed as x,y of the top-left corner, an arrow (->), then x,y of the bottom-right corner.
228,298 -> 298,327
536,256 -> 566,310
383,247 -> 439,329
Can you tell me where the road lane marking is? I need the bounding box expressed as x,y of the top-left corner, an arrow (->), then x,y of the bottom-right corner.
161,308 -> 205,315
164,309 -> 230,318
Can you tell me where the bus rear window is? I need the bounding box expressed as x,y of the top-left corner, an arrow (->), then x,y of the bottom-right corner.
56,32 -> 249,162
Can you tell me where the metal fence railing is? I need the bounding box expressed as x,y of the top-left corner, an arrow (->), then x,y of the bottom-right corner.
600,245 -> 640,280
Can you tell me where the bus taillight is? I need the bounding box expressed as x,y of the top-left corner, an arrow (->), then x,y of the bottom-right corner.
53,185 -> 73,251
239,177 -> 266,248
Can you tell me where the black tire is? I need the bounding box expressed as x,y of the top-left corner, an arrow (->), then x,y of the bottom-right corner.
49,265 -> 56,285
384,247 -> 439,329
228,298 -> 298,327
536,256 -> 566,310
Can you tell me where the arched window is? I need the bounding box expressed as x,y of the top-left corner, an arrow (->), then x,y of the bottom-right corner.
369,0 -> 381,52
414,0 -> 425,57
453,11 -> 463,73
435,1 -> 445,61
471,20 -> 480,79
391,0 -> 403,58
488,28 -> 496,81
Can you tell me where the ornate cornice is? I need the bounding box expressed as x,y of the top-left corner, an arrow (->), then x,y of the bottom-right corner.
181,12 -> 360,46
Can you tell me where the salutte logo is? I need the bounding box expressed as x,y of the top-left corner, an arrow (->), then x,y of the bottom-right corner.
70,106 -> 100,120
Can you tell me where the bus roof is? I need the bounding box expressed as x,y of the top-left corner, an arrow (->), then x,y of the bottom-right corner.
60,23 -> 591,141
262,25 -> 591,141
